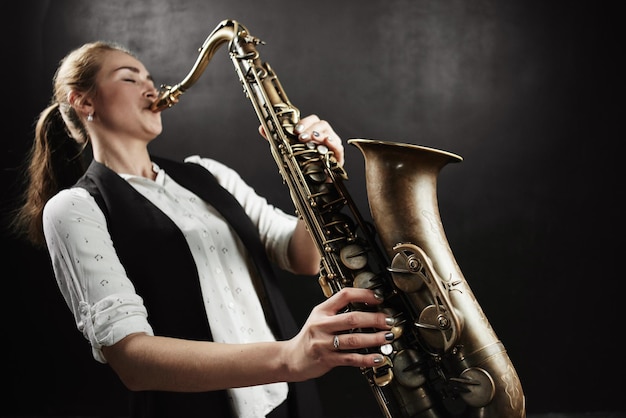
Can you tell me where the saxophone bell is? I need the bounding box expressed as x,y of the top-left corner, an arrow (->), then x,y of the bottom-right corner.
349,139 -> 526,417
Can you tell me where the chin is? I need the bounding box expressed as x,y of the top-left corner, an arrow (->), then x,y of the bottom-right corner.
150,120 -> 163,136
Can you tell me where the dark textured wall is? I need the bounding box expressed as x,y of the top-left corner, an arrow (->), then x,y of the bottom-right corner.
2,0 -> 621,417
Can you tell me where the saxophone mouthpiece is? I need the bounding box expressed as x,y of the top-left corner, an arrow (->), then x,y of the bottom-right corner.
150,84 -> 183,112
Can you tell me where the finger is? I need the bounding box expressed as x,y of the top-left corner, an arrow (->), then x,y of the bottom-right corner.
295,118 -> 333,144
333,351 -> 388,369
294,114 -> 321,132
331,330 -> 395,352
321,288 -> 383,313
305,120 -> 335,144
329,309 -> 394,335
324,135 -> 344,166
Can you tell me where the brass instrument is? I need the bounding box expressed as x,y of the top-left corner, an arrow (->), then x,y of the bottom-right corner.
152,19 -> 526,418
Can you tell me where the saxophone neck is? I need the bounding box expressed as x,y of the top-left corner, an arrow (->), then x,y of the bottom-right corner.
150,20 -> 250,112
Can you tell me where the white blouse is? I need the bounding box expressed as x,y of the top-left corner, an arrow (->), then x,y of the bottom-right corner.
42,155 -> 299,417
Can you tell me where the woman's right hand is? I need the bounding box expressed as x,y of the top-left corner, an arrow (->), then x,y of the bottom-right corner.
281,287 -> 395,381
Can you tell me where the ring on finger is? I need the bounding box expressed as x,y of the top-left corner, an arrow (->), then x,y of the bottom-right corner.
333,335 -> 340,350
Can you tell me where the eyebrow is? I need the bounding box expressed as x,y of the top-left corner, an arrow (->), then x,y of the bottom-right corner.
113,65 -> 154,82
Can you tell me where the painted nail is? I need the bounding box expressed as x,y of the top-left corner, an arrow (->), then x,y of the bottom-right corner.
299,133 -> 310,140
295,124 -> 304,132
373,292 -> 384,301
312,130 -> 320,137
373,355 -> 384,364
385,332 -> 395,341
385,317 -> 396,326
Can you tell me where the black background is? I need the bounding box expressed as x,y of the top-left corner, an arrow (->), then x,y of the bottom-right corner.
1,0 -> 622,417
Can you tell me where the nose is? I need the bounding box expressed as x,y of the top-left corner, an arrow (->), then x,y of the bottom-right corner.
144,80 -> 159,99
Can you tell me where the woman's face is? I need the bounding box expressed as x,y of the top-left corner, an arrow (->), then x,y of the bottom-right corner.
91,50 -> 162,143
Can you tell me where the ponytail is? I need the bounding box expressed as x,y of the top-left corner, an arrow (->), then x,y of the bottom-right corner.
10,103 -> 88,248
11,41 -> 129,247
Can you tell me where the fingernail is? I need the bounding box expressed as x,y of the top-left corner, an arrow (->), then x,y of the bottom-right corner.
373,292 -> 384,301
295,124 -> 304,132
385,332 -> 395,341
299,133 -> 310,140
385,317 -> 396,326
373,355 -> 384,364
312,130 -> 320,137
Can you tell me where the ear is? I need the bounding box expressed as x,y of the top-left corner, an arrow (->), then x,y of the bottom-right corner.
67,90 -> 94,119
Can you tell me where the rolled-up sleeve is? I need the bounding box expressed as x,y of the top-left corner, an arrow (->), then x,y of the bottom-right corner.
43,188 -> 153,363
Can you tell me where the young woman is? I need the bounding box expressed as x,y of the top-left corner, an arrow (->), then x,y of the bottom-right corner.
13,41 -> 395,417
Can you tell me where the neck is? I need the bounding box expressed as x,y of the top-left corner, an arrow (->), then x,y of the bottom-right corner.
93,145 -> 155,179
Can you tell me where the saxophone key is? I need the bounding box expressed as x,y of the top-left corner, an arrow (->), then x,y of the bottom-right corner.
393,348 -> 428,388
372,356 -> 394,387
339,244 -> 368,270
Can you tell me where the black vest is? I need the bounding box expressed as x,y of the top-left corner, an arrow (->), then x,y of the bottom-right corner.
76,157 -> 322,418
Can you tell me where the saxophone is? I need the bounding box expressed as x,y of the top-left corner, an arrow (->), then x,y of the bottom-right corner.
151,19 -> 526,418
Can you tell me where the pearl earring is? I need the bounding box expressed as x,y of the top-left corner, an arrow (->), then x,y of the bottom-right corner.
87,113 -> 94,122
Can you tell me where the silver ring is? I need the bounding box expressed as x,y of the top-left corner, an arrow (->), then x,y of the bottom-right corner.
333,335 -> 340,350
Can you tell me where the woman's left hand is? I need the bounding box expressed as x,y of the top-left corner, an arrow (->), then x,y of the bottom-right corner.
258,114 -> 344,166
294,114 -> 344,166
